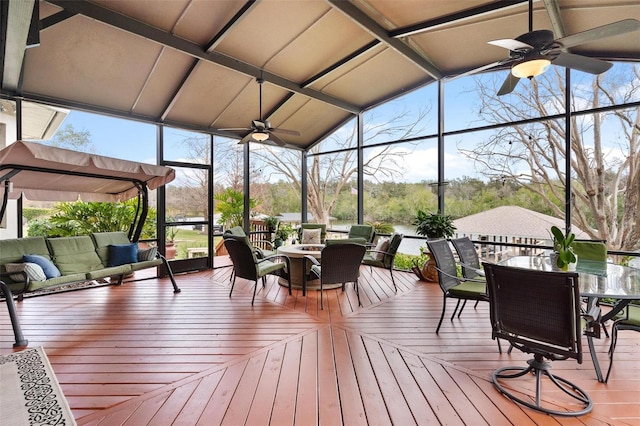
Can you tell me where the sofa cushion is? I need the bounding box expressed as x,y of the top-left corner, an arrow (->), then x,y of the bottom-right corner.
108,243 -> 139,266
5,262 -> 47,282
0,237 -> 51,267
137,247 -> 157,262
87,264 -> 131,280
46,236 -> 104,275
23,254 -> 61,279
91,232 -> 132,266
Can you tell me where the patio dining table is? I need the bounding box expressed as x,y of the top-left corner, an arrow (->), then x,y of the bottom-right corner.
277,244 -> 341,292
498,255 -> 640,382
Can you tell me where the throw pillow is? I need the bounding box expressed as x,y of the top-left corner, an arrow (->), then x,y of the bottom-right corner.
373,237 -> 390,261
137,247 -> 158,262
5,262 -> 47,282
22,254 -> 61,279
302,228 -> 322,244
108,243 -> 139,267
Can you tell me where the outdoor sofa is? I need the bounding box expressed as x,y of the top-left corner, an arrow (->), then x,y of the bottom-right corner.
0,231 -> 180,298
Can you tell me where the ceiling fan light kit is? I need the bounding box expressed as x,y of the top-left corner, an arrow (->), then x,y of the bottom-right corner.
219,76 -> 300,146
252,132 -> 269,142
464,0 -> 640,95
511,57 -> 551,79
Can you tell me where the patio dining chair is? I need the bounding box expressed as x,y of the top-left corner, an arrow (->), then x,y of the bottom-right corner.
347,224 -> 375,245
298,223 -> 327,244
450,237 -> 485,281
362,233 -> 403,292
426,238 -> 488,334
223,226 -> 275,283
224,238 -> 291,305
303,243 -> 366,309
605,304 -> 640,382
482,262 -> 593,416
573,239 -> 607,264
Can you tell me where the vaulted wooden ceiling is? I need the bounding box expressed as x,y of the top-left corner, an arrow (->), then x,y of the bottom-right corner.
2,0 -> 639,150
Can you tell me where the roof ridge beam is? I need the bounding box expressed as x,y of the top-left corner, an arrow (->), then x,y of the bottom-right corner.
327,0 -> 442,79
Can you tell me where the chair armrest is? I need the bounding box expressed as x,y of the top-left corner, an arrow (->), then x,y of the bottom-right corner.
459,262 -> 485,276
302,254 -> 320,267
432,264 -> 484,283
582,305 -> 602,338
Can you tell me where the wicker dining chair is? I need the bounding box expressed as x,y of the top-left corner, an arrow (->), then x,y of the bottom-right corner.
482,262 -> 593,416
224,238 -> 291,305
303,243 -> 366,309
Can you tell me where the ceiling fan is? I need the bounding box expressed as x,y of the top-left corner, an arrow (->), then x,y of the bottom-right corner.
467,0 -> 640,95
220,77 -> 300,146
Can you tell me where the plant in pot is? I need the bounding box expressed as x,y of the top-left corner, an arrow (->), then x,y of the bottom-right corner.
263,216 -> 279,233
413,209 -> 456,239
274,223 -> 293,248
550,225 -> 577,271
412,210 -> 456,281
165,226 -> 179,260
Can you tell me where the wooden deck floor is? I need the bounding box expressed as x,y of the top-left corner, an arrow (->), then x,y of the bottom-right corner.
1,262 -> 639,425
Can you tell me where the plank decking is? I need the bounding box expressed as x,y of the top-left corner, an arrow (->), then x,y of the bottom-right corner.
1,261 -> 638,425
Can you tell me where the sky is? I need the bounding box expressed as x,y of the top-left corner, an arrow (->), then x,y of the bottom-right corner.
56,74 -> 483,184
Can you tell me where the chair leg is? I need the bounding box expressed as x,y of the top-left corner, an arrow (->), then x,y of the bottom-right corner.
457,300 -> 468,318
320,281 -> 324,310
474,300 -> 479,309
436,295 -> 447,334
229,276 -> 236,298
389,267 -> 397,292
355,279 -> 361,307
251,280 -> 258,305
604,324 -> 619,383
451,299 -> 463,320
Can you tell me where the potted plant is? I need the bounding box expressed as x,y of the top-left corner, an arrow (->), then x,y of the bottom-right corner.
274,223 -> 293,248
413,210 -> 456,239
165,226 -> 179,259
412,210 -> 456,282
550,225 -> 577,271
263,216 -> 279,233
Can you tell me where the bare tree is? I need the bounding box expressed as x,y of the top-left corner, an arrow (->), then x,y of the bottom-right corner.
462,65 -> 640,250
252,107 -> 430,223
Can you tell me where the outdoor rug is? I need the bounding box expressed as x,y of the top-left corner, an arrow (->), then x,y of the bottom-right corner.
0,346 -> 76,426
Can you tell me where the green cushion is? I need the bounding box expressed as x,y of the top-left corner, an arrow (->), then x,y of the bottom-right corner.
47,236 -> 104,275
348,225 -> 374,242
257,260 -> 285,276
91,232 -> 132,266
572,241 -> 607,262
87,265 -> 131,280
0,237 -> 51,281
448,280 -> 486,298
326,238 -> 366,245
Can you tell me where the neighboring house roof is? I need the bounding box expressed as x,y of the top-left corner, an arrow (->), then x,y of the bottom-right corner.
453,205 -> 590,240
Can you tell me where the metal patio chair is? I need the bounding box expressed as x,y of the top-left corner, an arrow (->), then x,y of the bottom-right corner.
482,262 -> 593,416
426,238 -> 488,334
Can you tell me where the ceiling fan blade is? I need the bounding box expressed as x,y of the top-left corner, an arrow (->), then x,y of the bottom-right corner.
556,19 -> 640,49
448,59 -> 516,81
497,73 -> 520,96
267,134 -> 287,147
220,127 -> 251,131
553,53 -> 613,75
271,128 -> 300,136
238,134 -> 254,145
488,38 -> 532,51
